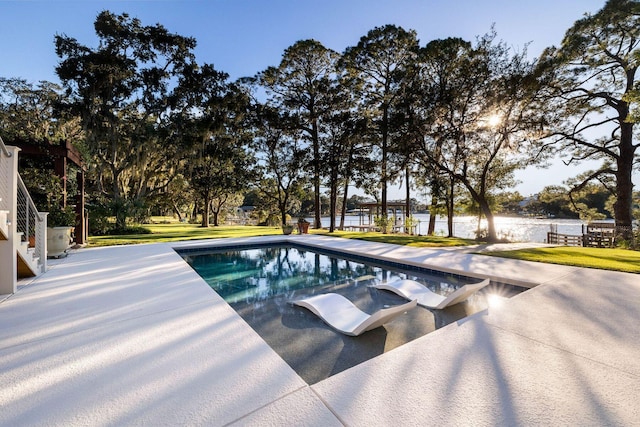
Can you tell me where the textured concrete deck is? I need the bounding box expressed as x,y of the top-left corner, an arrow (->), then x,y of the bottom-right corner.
1,235 -> 638,426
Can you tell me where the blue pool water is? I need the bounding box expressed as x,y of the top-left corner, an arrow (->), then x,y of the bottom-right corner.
179,243 -> 523,384
181,243 -> 477,304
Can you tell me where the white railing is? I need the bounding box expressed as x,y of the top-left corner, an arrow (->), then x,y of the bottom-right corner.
17,173 -> 47,267
0,136 -> 47,294
0,137 -> 10,212
0,136 -> 11,158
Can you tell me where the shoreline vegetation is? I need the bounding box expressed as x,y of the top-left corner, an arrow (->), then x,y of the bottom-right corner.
86,222 -> 640,274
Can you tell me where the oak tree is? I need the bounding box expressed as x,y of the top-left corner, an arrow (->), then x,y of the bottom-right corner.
55,11 -> 197,228
537,0 -> 640,238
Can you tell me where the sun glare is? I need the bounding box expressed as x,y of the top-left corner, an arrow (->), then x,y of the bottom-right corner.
487,293 -> 509,312
487,113 -> 502,128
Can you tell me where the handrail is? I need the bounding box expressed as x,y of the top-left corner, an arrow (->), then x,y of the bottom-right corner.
0,135 -> 12,157
17,173 -> 44,223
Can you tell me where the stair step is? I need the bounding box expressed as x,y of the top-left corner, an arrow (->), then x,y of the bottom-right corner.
16,245 -> 40,277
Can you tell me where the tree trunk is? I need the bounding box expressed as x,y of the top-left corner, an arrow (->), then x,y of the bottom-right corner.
405,168 -> 411,233
201,197 -> 210,227
461,177 -> 498,242
172,202 -> 184,222
340,150 -> 355,230
115,209 -> 127,230
427,198 -> 436,235
447,177 -> 455,237
614,121 -> 635,240
381,104 -> 389,217
329,175 -> 338,232
312,119 -> 322,229
280,201 -> 288,227
340,178 -> 349,230
112,169 -> 127,230
478,198 -> 498,242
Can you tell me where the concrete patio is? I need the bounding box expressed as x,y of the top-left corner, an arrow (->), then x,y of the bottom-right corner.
0,235 -> 638,426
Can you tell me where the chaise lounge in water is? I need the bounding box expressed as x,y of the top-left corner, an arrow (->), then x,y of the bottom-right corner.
372,278 -> 491,309
290,293 -> 417,336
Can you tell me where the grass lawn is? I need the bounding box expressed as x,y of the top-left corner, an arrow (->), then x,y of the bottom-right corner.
88,223 -> 474,247
312,230 -> 475,247
483,246 -> 640,274
88,224 -> 284,246
87,222 -> 640,273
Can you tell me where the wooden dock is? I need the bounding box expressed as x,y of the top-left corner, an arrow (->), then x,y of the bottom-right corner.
547,222 -> 617,247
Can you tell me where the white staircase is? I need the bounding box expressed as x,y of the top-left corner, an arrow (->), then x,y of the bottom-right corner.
16,236 -> 42,277
0,138 -> 47,295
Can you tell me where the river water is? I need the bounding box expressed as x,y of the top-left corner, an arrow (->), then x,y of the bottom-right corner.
323,214 -> 595,243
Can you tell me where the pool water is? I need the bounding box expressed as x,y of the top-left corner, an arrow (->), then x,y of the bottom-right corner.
183,244 -> 476,304
180,244 -> 523,384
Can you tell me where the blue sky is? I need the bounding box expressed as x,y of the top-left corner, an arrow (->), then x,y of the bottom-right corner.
0,0 -> 614,196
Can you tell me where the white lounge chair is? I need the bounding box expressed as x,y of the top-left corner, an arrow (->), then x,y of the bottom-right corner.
372,278 -> 491,309
290,293 -> 417,336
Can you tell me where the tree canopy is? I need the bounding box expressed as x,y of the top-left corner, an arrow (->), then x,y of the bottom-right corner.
536,0 -> 640,237
55,11 -> 198,228
2,4 -> 637,243
258,39 -> 340,229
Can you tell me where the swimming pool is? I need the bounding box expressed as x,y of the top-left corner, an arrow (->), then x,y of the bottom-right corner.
179,243 -> 524,384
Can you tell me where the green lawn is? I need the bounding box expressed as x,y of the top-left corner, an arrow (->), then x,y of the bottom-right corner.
312,230 -> 475,247
483,247 -> 640,274
88,224 -> 474,247
88,224 -> 284,246
87,223 -> 640,273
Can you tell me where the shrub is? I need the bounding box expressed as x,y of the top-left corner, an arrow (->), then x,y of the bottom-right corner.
48,205 -> 76,227
374,215 -> 392,233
